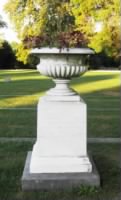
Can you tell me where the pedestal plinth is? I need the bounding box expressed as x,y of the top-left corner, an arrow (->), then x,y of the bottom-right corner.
22,152 -> 100,190
22,94 -> 100,189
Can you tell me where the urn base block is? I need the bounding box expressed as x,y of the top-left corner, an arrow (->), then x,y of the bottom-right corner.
21,151 -> 100,190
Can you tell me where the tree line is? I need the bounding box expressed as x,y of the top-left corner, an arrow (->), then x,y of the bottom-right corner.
0,40 -> 120,69
0,40 -> 40,69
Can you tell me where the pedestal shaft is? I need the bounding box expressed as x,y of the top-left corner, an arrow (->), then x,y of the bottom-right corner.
30,97 -> 92,173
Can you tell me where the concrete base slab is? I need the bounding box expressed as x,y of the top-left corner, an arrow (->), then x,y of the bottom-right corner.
21,152 -> 100,190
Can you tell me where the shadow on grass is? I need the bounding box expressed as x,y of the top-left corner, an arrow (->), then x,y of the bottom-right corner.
0,72 -> 120,138
0,78 -> 55,98
0,85 -> 119,138
0,71 -> 119,101
0,70 -> 39,77
0,84 -> 120,110
90,144 -> 120,193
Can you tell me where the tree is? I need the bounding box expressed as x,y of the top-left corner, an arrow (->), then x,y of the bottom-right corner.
71,0 -> 120,59
4,0 -> 120,62
0,41 -> 16,69
11,41 -> 39,69
0,15 -> 6,28
4,0 -> 79,63
0,15 -> 7,46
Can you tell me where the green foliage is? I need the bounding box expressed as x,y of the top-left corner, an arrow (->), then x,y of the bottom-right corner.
78,185 -> 100,196
71,0 -> 120,59
27,54 -> 40,69
10,41 -> 30,64
89,51 -> 120,69
0,39 -> 4,48
4,0 -> 120,62
4,0 -> 74,39
0,41 -> 16,69
4,0 -> 87,62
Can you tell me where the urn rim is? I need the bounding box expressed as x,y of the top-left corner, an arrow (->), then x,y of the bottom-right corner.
31,47 -> 94,55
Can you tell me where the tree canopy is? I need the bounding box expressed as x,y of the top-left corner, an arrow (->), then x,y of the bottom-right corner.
71,0 -> 120,59
4,0 -> 120,62
0,41 -> 16,69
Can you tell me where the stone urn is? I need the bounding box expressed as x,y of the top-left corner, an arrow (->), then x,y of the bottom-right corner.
32,47 -> 93,101
22,48 -> 100,190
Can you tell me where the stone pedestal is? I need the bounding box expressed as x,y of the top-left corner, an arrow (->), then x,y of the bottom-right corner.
22,94 -> 100,189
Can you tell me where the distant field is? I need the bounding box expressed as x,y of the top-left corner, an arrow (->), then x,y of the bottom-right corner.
0,69 -> 120,138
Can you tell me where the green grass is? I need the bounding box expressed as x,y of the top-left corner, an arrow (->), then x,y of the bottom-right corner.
0,142 -> 120,200
0,69 -> 120,138
0,70 -> 120,199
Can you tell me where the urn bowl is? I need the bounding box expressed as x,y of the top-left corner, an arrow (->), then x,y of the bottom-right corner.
31,48 -> 94,79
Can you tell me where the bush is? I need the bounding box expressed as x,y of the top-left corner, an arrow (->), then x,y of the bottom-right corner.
0,41 -> 16,69
89,52 -> 120,69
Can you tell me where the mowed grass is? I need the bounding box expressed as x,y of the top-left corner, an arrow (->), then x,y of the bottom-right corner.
0,142 -> 120,200
0,69 -> 120,138
0,70 -> 120,199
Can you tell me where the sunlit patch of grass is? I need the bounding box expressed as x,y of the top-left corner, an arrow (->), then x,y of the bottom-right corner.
71,72 -> 120,95
0,70 -> 120,107
0,93 -> 42,108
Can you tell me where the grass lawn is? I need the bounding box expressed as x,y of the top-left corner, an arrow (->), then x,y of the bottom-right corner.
0,69 -> 120,138
0,142 -> 120,200
0,70 -> 120,199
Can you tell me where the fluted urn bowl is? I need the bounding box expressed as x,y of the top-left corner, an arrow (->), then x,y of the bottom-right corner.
31,48 -> 94,79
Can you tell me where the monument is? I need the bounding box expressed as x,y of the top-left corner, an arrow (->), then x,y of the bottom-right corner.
21,48 -> 100,190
